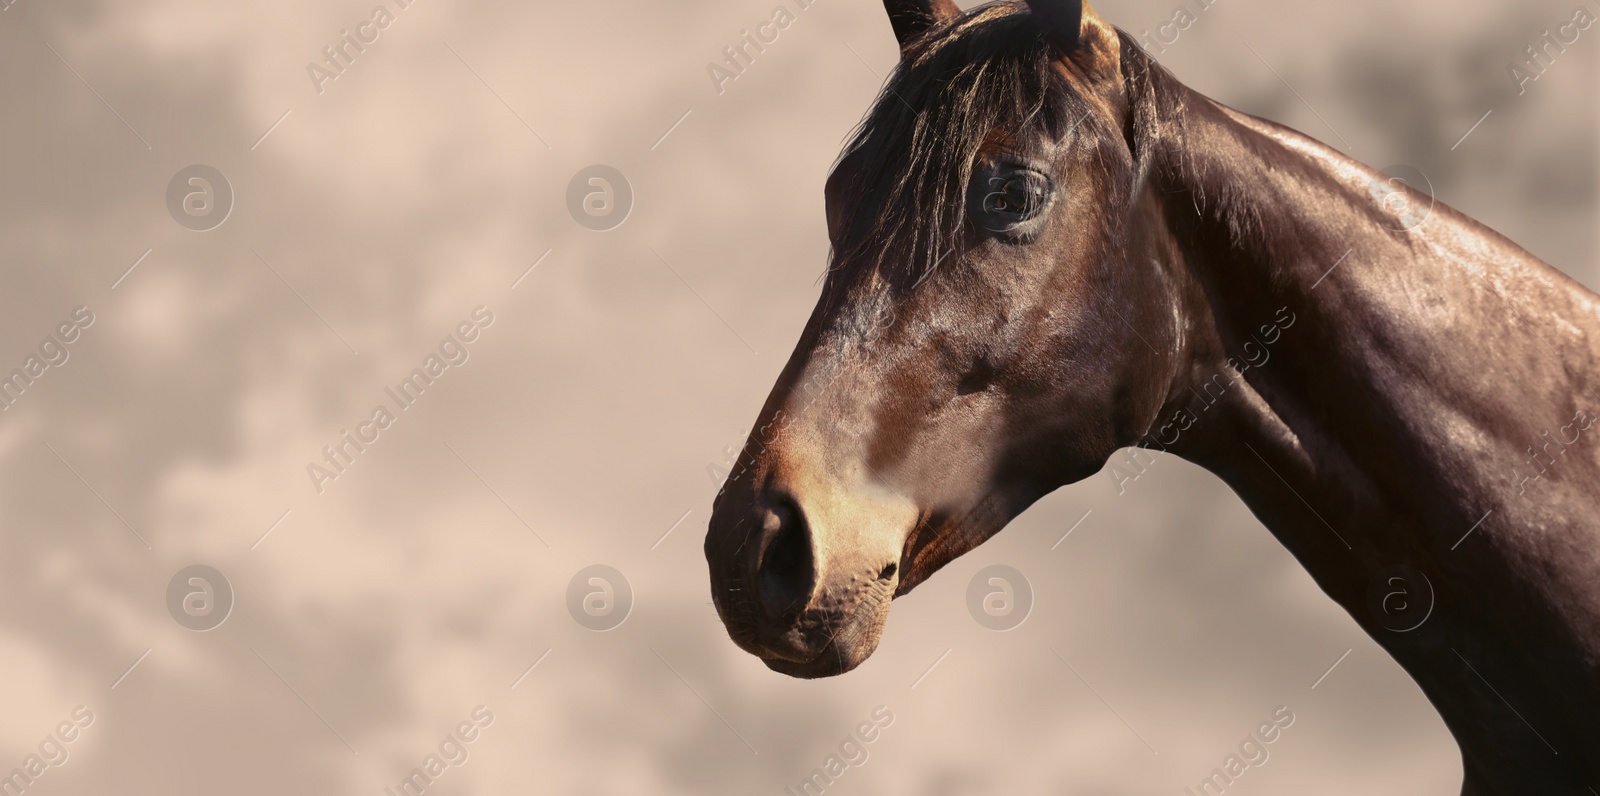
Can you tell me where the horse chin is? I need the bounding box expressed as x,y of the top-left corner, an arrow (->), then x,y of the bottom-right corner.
760,632 -> 884,679
759,584 -> 895,679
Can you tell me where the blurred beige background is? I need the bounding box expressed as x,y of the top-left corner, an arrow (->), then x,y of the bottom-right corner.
0,0 -> 1592,793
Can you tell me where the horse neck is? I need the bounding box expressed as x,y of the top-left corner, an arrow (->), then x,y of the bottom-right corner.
1134,65 -> 1600,782
1134,94 -> 1408,563
1142,75 -> 1600,552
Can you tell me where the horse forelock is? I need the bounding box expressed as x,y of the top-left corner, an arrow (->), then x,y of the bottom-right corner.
827,2 -> 1111,291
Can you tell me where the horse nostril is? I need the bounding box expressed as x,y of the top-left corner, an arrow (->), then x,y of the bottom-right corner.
756,498 -> 816,621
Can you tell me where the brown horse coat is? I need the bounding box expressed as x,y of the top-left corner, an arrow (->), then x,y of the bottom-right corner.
705,3 -> 1600,791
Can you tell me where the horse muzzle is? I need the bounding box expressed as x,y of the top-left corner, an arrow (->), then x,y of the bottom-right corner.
705,480 -> 907,678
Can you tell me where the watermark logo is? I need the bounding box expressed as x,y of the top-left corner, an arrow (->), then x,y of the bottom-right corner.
382,705 -> 493,796
1182,705 -> 1295,795
1509,5 -> 1596,95
0,306 -> 94,414
783,705 -> 893,796
566,165 -> 632,231
307,306 -> 495,495
966,564 -> 1032,631
566,565 -> 633,631
1512,405 -> 1596,495
709,8 -> 792,93
2,705 -> 94,795
1110,305 -> 1296,495
166,565 -> 234,631
706,0 -> 826,96
1366,565 -> 1433,633
305,0 -> 428,95
1136,0 -> 1220,57
1366,165 -> 1433,233
166,165 -> 233,231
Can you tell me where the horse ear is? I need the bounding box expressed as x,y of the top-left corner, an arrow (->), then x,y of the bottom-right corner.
1024,0 -> 1084,52
884,0 -> 962,50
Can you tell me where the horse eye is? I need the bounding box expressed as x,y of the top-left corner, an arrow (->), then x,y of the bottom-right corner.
975,169 -> 1052,230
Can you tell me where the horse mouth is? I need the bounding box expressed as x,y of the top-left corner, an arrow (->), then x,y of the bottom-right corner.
754,571 -> 898,679
761,641 -> 860,679
758,624 -> 887,679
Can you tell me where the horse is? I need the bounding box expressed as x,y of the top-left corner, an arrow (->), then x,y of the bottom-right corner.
701,1 -> 1600,791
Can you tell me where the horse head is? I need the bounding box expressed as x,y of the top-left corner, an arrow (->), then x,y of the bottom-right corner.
705,0 -> 1188,677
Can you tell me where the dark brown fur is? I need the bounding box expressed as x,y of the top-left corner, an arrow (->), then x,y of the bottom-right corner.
705,3 -> 1600,791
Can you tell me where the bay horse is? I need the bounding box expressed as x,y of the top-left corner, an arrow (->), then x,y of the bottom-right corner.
702,1 -> 1600,791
